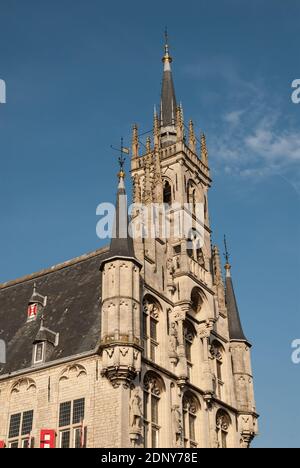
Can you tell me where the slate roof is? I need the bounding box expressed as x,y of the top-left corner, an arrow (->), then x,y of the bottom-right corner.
225,273 -> 249,343
0,247 -> 108,377
160,68 -> 177,127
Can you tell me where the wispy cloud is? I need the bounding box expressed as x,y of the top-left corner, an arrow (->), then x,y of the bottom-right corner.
185,55 -> 300,191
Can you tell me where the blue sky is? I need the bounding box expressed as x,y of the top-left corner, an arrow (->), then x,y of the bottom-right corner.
0,0 -> 299,447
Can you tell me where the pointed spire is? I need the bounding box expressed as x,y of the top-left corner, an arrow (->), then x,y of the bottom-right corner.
160,30 -> 177,128
212,245 -> 226,310
153,107 -> 160,147
146,136 -> 151,153
201,133 -> 209,166
189,120 -> 196,153
106,158 -> 136,261
223,236 -> 248,343
176,105 -> 183,141
131,124 -> 139,159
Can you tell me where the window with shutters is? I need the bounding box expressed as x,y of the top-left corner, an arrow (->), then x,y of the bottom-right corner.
58,398 -> 85,448
8,410 -> 34,448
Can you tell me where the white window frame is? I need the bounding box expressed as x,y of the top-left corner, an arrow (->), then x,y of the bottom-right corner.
34,342 -> 45,364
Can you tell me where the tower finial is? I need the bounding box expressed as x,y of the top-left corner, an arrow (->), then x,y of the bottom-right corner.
118,137 -> 126,180
162,27 -> 172,67
111,137 -> 129,181
224,235 -> 231,275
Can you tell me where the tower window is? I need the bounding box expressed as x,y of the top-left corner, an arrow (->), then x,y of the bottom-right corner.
163,181 -> 172,205
216,410 -> 231,448
183,393 -> 199,448
210,341 -> 225,400
143,373 -> 164,448
143,297 -> 160,363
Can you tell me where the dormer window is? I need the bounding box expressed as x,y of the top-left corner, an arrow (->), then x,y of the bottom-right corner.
32,317 -> 59,366
27,283 -> 47,323
34,342 -> 44,364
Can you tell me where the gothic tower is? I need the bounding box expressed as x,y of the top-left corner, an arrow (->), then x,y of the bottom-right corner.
0,36 -> 258,450
126,37 -> 258,448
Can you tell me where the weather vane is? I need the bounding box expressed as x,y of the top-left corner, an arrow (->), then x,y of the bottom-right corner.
223,235 -> 230,265
110,137 -> 130,177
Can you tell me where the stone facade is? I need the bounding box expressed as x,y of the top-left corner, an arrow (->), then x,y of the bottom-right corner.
0,40 -> 258,448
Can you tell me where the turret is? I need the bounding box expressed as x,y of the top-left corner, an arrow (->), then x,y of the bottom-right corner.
224,237 -> 257,447
100,168 -> 142,388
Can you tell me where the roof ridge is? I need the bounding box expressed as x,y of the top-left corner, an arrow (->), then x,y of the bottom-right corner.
0,246 -> 109,290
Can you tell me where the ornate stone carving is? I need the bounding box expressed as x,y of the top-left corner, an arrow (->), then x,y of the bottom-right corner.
144,373 -> 162,396
59,363 -> 87,382
143,298 -> 159,319
172,404 -> 183,447
197,320 -> 214,339
216,410 -> 230,431
11,378 -> 36,395
129,388 -> 143,431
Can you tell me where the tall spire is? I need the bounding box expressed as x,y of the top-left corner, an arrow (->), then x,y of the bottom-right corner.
107,155 -> 136,260
160,29 -> 177,128
223,236 -> 248,343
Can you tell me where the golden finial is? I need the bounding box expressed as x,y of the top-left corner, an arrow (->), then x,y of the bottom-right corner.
162,27 -> 172,64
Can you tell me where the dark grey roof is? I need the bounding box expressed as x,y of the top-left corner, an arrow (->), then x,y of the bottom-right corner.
225,273 -> 249,343
33,327 -> 57,345
160,68 -> 177,127
0,247 -> 108,377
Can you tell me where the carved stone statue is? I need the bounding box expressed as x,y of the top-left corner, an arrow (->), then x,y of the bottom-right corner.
169,322 -> 178,355
172,405 -> 182,446
130,389 -> 143,431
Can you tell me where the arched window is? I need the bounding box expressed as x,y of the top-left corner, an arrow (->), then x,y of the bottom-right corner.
210,341 -> 225,400
186,229 -> 204,266
163,180 -> 172,205
143,373 -> 164,448
143,296 -> 160,362
216,410 -> 231,448
184,321 -> 196,380
191,287 -> 205,315
183,393 -> 199,448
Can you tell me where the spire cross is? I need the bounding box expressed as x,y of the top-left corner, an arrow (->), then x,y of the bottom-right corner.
223,235 -> 231,272
110,137 -> 129,179
164,27 -> 169,51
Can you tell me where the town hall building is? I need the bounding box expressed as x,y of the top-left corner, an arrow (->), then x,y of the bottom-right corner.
0,39 -> 258,448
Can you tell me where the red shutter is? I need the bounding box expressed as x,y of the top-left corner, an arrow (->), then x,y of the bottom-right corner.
40,429 -> 56,448
27,303 -> 38,320
0,440 -> 6,449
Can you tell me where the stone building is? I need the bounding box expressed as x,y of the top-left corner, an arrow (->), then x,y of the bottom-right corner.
0,39 -> 258,448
